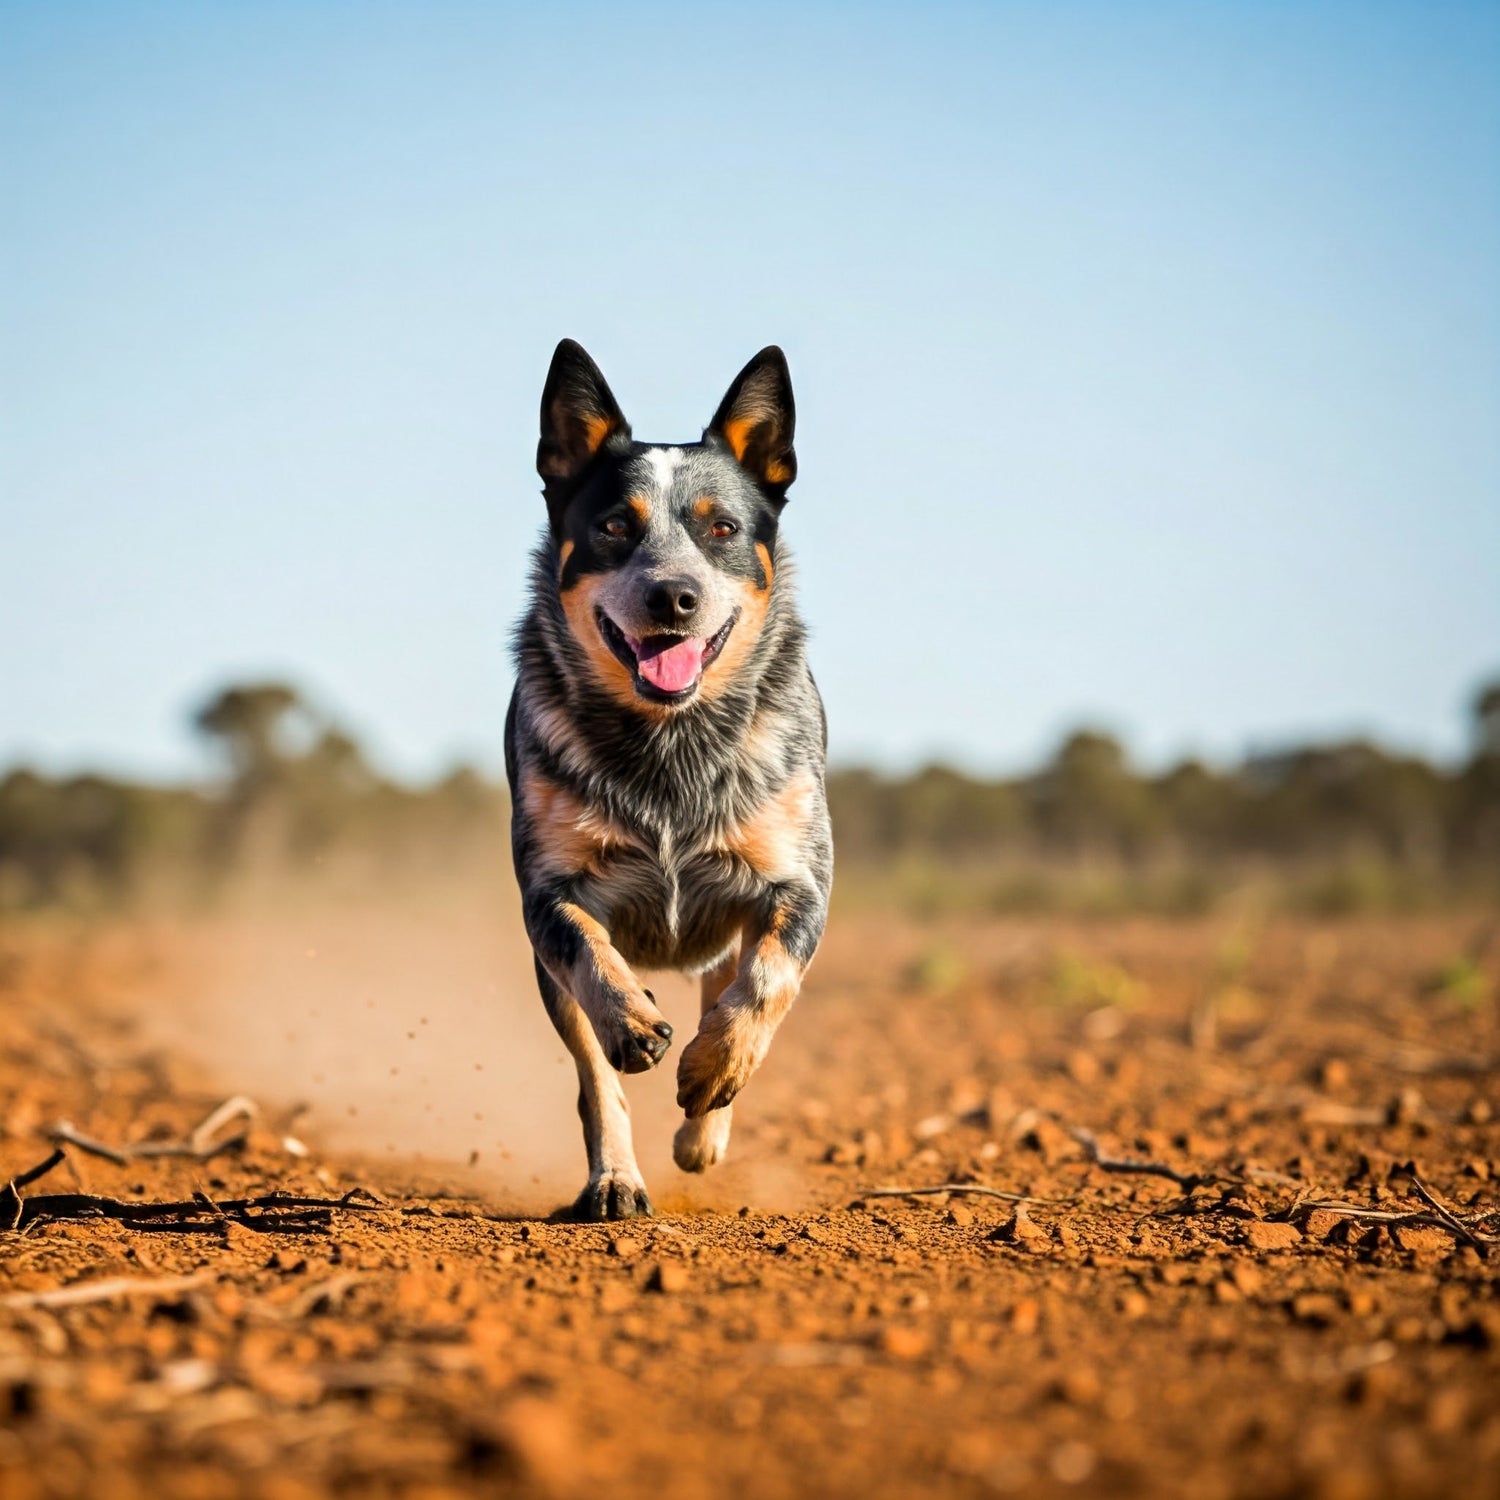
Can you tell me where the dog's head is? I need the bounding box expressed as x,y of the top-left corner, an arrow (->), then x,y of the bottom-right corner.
536,339 -> 797,711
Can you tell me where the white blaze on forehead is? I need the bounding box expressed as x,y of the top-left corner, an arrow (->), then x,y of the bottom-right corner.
641,446 -> 685,494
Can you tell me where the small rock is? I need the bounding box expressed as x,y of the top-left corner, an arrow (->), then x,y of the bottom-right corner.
608,1236 -> 642,1259
1229,1261 -> 1262,1297
1302,1210 -> 1346,1242
1391,1224 -> 1453,1256
1244,1221 -> 1302,1252
1291,1292 -> 1340,1326
947,1203 -> 974,1228
1117,1290 -> 1149,1320
992,1204 -> 1049,1247
1320,1058 -> 1351,1092
1049,1441 -> 1096,1486
1463,1098 -> 1492,1125
877,1325 -> 928,1361
1057,1367 -> 1101,1406
1009,1298 -> 1040,1336
1064,1050 -> 1099,1086
645,1262 -> 689,1294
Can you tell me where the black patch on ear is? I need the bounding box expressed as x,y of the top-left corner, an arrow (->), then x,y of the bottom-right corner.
707,346 -> 797,499
537,339 -> 632,487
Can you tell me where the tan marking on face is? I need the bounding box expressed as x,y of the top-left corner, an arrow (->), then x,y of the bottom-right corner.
627,495 -> 650,525
557,539 -> 575,579
754,542 -> 774,591
696,574 -> 772,703
719,773 -> 816,882
521,769 -> 636,878
692,496 -> 714,519
559,572 -> 671,717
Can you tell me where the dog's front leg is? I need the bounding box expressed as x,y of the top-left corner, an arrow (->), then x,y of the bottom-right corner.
532,957 -> 653,1219
522,882 -> 673,1074
675,879 -> 827,1120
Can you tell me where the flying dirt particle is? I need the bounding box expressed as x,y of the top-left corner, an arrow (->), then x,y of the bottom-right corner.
1243,1221 -> 1301,1252
468,1151 -> 480,1166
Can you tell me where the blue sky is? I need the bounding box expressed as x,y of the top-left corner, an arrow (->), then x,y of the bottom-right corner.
3,1 -> 1497,781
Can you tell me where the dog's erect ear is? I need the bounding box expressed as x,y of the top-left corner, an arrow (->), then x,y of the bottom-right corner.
537,339 -> 631,484
707,346 -> 796,495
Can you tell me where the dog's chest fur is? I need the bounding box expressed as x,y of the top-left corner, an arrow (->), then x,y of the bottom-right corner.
507,543 -> 832,974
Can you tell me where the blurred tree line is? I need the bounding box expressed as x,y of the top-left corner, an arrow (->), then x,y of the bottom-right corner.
2,679 -> 1498,915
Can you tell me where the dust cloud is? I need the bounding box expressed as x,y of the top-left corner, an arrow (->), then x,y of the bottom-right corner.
122,871 -> 782,1215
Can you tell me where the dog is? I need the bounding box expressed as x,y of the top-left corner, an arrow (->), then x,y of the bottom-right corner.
505,339 -> 833,1220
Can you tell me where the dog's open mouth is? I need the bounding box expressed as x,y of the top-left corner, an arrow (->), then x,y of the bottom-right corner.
597,610 -> 737,702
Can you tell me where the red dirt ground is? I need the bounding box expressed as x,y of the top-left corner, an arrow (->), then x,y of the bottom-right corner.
1,908 -> 1497,1499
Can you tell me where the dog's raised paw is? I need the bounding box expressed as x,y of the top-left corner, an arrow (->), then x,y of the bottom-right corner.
675,1006 -> 764,1118
673,1107 -> 732,1172
598,990 -> 673,1074
573,1170 -> 653,1221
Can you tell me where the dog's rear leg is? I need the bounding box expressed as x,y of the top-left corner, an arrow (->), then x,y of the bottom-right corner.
673,947 -> 739,1172
535,957 -> 652,1219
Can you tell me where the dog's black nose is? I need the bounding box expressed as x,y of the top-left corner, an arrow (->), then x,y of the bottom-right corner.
644,578 -> 700,628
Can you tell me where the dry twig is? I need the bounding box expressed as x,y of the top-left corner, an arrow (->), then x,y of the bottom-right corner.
1,1272 -> 214,1312
48,1095 -> 259,1166
1069,1126 -> 1228,1192
857,1183 -> 1073,1207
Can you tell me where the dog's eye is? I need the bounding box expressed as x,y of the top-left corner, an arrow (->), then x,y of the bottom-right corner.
601,518 -> 629,539
709,520 -> 737,539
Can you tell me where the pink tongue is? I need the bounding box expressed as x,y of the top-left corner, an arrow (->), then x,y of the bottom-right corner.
634,636 -> 706,693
